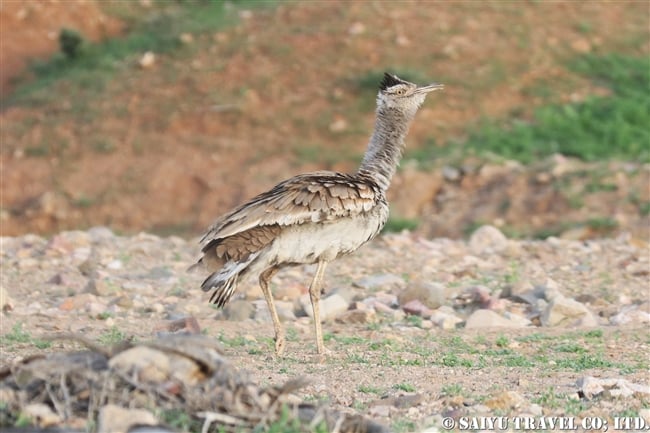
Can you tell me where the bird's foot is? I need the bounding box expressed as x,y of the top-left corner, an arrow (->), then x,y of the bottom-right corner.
316,344 -> 331,363
274,334 -> 286,357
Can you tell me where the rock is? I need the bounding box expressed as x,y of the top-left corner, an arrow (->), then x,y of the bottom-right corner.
610,302 -> 650,325
401,299 -> 434,317
220,299 -> 254,321
577,376 -> 650,400
330,286 -> 359,304
541,296 -> 598,327
398,281 -> 447,309
87,226 -> 115,241
109,347 -> 170,383
98,404 -> 157,433
429,307 -> 462,330
155,316 -> 201,335
538,278 -> 563,301
510,285 -> 546,305
59,293 -> 101,311
348,21 -> 366,35
300,293 -> 349,322
468,225 -> 508,254
465,309 -> 524,329
139,51 -> 156,69
355,273 -> 406,292
114,295 -> 133,308
374,291 -> 399,307
442,165 -> 461,181
336,308 -> 376,324
485,391 -> 526,410
22,403 -> 61,427
86,278 -> 118,297
179,32 -> 193,44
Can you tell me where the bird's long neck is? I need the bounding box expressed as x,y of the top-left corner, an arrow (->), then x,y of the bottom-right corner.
357,104 -> 415,191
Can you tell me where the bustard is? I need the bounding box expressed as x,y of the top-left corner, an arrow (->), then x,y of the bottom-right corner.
193,73 -> 443,355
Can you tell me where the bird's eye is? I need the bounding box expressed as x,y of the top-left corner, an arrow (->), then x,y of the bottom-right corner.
395,88 -> 405,95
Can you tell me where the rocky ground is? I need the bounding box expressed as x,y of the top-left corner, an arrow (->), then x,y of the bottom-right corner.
1,227 -> 649,431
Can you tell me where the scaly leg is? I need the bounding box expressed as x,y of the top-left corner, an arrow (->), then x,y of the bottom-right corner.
259,266 -> 284,356
309,260 -> 328,355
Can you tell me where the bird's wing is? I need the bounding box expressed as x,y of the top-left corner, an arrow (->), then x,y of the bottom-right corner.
200,171 -> 380,247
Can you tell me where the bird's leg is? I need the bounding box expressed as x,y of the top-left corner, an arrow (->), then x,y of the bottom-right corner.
259,266 -> 284,356
309,260 -> 328,355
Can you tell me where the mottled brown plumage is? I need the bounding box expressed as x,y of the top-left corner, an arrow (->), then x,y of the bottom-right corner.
193,73 -> 443,356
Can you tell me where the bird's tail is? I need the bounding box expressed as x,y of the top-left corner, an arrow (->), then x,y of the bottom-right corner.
201,252 -> 261,308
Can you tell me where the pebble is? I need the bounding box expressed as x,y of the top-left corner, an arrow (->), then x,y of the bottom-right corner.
220,300 -> 254,321
485,391 -> 526,410
465,309 -> 525,329
336,309 -> 376,324
398,281 -> 448,309
299,293 -> 348,322
610,302 -> 650,325
98,404 -> 157,433
401,299 -> 434,317
541,295 -> 599,327
429,307 -> 462,329
468,225 -> 508,254
577,376 -> 650,400
354,273 -> 406,292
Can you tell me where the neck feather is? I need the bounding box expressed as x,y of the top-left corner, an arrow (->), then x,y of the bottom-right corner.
358,105 -> 416,191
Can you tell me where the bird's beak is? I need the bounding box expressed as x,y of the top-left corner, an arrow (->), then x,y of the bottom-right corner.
415,83 -> 444,94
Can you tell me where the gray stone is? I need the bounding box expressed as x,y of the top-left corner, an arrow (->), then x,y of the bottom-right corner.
468,225 -> 508,254
22,403 -> 61,427
336,308 -> 377,324
442,165 -> 461,181
429,308 -> 462,329
330,286 -> 359,304
610,302 -> 650,325
109,347 -> 170,383
465,309 -> 525,329
398,281 -> 448,309
87,226 -> 115,242
300,293 -> 349,322
98,404 -> 157,433
354,273 -> 406,292
577,376 -> 650,400
541,295 -> 598,327
221,299 -> 254,321
86,278 -> 120,297
401,299 -> 434,317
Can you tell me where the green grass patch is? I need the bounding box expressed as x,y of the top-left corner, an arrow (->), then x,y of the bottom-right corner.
6,1 -> 268,108
0,323 -> 51,349
98,326 -> 128,345
393,383 -> 416,392
383,216 -> 420,233
456,54 -> 650,163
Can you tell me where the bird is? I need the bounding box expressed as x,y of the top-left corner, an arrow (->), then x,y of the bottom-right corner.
192,72 -> 443,356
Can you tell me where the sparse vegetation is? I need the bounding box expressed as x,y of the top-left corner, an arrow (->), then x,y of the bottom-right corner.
0,323 -> 51,349
383,217 -> 419,233
458,54 -> 650,163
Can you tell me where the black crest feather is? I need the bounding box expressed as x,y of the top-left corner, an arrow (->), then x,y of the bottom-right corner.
379,72 -> 403,91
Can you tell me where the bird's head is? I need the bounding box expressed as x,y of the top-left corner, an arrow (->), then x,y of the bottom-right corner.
377,72 -> 443,116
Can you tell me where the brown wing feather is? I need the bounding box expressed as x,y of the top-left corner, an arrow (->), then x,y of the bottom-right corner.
201,225 -> 281,272
199,171 -> 381,247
